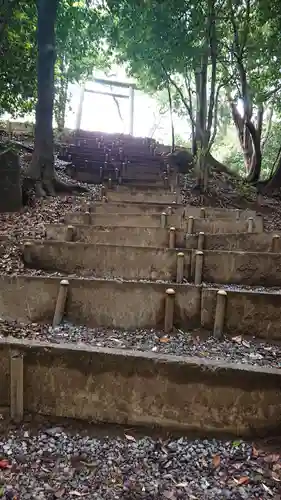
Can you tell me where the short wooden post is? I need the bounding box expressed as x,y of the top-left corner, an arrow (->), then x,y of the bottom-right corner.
23,241 -> 34,265
102,196 -> 108,203
186,216 -> 194,234
99,166 -> 103,179
53,279 -> 69,327
10,350 -> 24,423
164,176 -> 169,189
101,185 -> 106,197
197,232 -> 205,251
166,164 -> 170,175
247,217 -> 254,233
108,177 -> 112,189
115,167 -> 119,180
176,252 -> 184,283
161,212 -> 167,228
167,206 -> 172,215
236,209 -> 240,221
271,234 -> 281,253
200,207 -> 205,218
213,289 -> 227,339
164,288 -> 175,333
65,225 -> 74,242
84,211 -> 91,224
169,227 -> 176,249
194,250 -> 204,285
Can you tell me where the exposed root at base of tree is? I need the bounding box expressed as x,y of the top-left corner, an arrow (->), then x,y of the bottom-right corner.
22,174 -> 89,202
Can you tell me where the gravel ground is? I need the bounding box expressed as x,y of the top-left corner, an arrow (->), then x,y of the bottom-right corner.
0,426 -> 280,499
1,321 -> 280,368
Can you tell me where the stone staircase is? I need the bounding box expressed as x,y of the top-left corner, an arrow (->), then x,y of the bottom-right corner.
0,132 -> 281,436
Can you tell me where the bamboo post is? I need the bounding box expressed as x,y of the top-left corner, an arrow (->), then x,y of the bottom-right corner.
161,212 -> 167,228
197,232 -> 205,251
53,279 -> 69,327
176,252 -> 184,283
194,250 -> 204,285
271,234 -> 281,253
186,216 -> 194,234
164,288 -> 175,333
213,289 -> 227,339
200,207 -> 205,218
23,241 -> 34,265
247,217 -> 254,233
169,227 -> 176,249
10,350 -> 24,423
65,225 -> 74,242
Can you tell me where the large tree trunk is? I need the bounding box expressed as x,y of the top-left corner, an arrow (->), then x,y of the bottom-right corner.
25,0 -> 59,197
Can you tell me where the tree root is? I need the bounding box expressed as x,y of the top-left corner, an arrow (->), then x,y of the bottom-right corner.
22,174 -> 89,201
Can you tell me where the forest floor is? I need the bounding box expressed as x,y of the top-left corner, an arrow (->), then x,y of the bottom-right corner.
0,153 -> 281,499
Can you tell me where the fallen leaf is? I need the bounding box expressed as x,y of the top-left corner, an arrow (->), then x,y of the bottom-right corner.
69,492 -> 83,497
124,434 -> 136,442
163,490 -> 176,500
262,483 -> 273,495
271,471 -> 281,482
232,440 -> 242,448
175,482 -> 188,488
234,476 -> 249,485
54,489 -> 66,498
232,335 -> 242,344
212,455 -> 221,468
264,454 -> 280,463
159,336 -> 170,343
252,446 -> 259,457
0,459 -> 11,469
242,340 -> 251,348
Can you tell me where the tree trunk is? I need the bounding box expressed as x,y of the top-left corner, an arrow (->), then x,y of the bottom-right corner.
167,83 -> 175,153
25,0 -> 59,196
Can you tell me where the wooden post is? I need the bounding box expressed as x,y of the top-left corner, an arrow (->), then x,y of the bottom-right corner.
197,232 -> 205,251
194,250 -> 204,285
84,211 -> 91,224
102,196 -> 108,203
176,252 -> 184,283
247,217 -> 254,233
100,166 -> 103,179
115,167 -> 119,180
65,225 -> 74,242
53,279 -> 69,327
101,185 -> 106,197
108,177 -> 112,189
10,350 -> 24,423
186,216 -> 194,234
213,290 -> 227,339
164,288 -> 175,333
23,241 -> 34,265
164,176 -> 169,189
236,209 -> 240,221
169,227 -> 176,249
7,120 -> 12,140
161,212 -> 167,228
200,207 -> 205,218
271,234 -> 281,252
167,206 -> 172,215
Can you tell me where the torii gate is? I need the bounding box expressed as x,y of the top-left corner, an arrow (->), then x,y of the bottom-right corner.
75,77 -> 136,135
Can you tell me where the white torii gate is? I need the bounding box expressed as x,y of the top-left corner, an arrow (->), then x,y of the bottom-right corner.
75,77 -> 136,135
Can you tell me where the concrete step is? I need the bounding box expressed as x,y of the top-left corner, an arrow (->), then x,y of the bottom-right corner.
1,274 -> 281,339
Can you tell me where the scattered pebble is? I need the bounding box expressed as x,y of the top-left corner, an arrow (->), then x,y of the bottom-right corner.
0,427 -> 279,499
1,321 -> 280,368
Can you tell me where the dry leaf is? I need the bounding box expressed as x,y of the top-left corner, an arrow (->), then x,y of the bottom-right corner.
54,489 -> 66,498
252,446 -> 259,457
125,434 -> 136,442
262,483 -> 273,495
232,335 -> 242,344
176,482 -> 188,488
159,336 -> 170,343
235,476 -> 249,485
212,455 -> 221,468
242,340 -> 251,348
264,453 -> 280,463
69,492 -> 83,497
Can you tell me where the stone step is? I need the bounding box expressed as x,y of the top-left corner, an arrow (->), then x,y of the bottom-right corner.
64,212 -> 264,232
1,336 -> 280,436
0,275 -> 281,339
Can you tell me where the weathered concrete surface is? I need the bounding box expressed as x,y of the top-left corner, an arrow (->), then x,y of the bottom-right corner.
89,202 -> 257,220
23,241 -> 192,281
0,337 -> 281,436
0,276 -> 200,329
186,232 -> 281,252
45,224 -> 187,248
90,202 -> 185,216
107,189 -> 179,204
201,287 -> 281,339
199,250 -> 281,286
190,217 -> 263,234
64,212 -> 184,228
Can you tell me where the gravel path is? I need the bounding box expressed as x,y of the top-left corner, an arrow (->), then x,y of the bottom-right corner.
0,426 -> 280,499
1,321 -> 280,368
